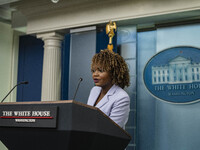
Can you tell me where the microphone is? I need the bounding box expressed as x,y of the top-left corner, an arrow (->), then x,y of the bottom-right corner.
1,81 -> 29,103
73,78 -> 83,100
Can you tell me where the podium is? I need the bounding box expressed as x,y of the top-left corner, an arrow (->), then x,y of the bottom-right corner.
0,100 -> 131,150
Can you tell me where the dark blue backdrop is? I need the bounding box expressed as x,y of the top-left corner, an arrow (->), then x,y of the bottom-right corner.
17,35 -> 44,101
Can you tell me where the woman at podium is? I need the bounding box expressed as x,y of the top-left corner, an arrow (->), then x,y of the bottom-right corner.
87,49 -> 130,128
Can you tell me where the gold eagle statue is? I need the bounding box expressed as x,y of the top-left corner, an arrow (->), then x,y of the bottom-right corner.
106,21 -> 117,51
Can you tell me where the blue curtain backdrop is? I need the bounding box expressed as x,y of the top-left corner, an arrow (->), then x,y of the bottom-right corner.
17,35 -> 43,102
61,34 -> 70,100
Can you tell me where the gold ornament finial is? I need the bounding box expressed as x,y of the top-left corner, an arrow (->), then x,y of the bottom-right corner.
106,21 -> 117,51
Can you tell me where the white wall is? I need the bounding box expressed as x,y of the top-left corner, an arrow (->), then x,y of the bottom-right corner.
0,22 -> 20,102
0,22 -> 20,150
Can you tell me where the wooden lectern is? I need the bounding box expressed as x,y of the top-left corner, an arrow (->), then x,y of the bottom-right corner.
0,100 -> 131,150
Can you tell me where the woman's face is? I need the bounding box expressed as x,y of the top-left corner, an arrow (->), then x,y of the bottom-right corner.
91,65 -> 113,89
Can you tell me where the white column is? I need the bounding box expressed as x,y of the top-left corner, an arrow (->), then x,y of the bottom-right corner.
37,32 -> 64,101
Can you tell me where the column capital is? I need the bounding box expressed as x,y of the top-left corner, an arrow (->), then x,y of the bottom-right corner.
37,31 -> 64,40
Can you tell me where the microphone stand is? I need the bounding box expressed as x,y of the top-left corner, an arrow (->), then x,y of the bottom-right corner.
1,82 -> 28,103
73,78 -> 83,100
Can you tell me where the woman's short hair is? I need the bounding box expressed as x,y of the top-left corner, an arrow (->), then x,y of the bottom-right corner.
91,49 -> 130,89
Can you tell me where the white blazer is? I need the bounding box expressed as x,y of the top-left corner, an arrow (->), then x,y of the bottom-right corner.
87,84 -> 130,128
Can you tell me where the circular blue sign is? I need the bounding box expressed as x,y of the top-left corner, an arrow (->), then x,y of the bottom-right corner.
143,46 -> 200,104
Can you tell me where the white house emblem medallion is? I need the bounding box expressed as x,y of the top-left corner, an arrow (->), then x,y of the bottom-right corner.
143,47 -> 200,104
